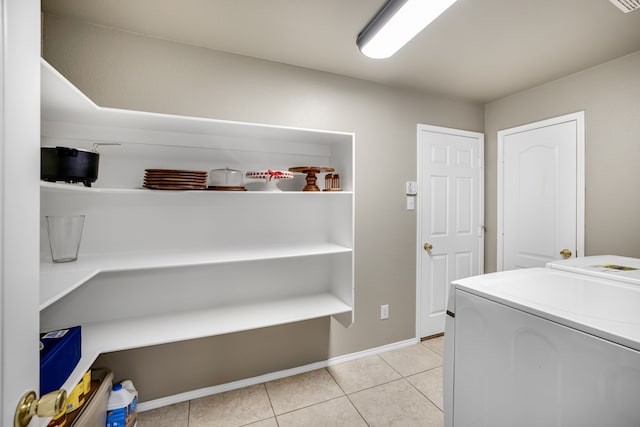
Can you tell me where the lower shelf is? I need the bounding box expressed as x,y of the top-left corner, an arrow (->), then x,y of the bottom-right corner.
57,292 -> 352,393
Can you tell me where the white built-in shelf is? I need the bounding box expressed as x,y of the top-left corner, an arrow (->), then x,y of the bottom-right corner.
40,243 -> 352,310
41,61 -> 350,145
58,293 -> 351,395
39,57 -> 355,399
41,181 -> 146,195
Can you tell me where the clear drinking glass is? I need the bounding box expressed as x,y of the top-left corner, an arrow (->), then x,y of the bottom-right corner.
46,215 -> 85,263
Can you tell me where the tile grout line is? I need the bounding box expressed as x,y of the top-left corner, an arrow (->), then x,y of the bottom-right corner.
376,353 -> 405,378
374,345 -> 444,414
266,368 -> 348,418
325,366 -> 371,426
378,345 -> 443,379
411,338 -> 446,413
327,352 -> 443,395
344,393 -> 372,426
421,336 -> 445,356
404,372 -> 444,414
326,353 -> 440,426
324,366 -> 347,396
267,395 -> 357,422
326,354 -> 406,395
261,382 -> 280,427
177,342 -> 445,426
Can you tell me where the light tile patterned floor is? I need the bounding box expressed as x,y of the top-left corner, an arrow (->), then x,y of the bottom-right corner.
137,337 -> 444,427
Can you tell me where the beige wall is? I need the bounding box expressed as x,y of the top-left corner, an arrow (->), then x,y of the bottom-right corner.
45,10 -> 640,404
484,50 -> 640,272
43,14 -> 484,401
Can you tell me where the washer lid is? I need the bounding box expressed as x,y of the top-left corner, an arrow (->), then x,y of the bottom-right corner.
453,268 -> 640,352
546,255 -> 640,286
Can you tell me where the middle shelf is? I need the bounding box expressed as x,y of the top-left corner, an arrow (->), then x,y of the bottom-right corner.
40,243 -> 352,310
40,247 -> 354,330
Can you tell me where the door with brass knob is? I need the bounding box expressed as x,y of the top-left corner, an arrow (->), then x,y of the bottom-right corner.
560,249 -> 572,259
14,390 -> 67,427
498,112 -> 584,270
2,3 -> 45,427
417,124 -> 484,339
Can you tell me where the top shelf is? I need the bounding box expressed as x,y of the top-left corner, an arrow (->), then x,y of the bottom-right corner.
41,59 -> 353,150
40,59 -> 354,191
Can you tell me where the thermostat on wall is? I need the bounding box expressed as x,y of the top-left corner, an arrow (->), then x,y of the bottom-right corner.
406,181 -> 417,195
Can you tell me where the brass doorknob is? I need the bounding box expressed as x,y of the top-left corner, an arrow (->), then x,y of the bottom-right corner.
424,243 -> 433,251
560,249 -> 572,259
14,389 -> 66,427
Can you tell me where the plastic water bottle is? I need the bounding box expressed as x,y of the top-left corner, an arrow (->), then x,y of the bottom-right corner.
106,384 -> 133,427
120,380 -> 138,426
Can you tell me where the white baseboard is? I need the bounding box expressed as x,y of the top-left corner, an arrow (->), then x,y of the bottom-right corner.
138,337 -> 419,412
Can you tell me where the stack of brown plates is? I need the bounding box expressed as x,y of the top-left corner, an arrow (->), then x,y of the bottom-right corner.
143,169 -> 207,190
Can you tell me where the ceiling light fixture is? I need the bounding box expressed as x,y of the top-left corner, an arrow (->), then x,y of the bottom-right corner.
608,0 -> 640,13
357,0 -> 459,59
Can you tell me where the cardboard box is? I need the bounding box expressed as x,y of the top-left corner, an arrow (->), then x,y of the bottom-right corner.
68,368 -> 113,427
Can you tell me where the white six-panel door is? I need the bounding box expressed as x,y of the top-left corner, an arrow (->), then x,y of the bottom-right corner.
498,112 -> 585,271
417,124 -> 484,338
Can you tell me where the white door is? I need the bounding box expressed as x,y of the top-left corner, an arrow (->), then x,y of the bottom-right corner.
417,124 -> 484,338
497,112 -> 585,271
1,1 -> 42,426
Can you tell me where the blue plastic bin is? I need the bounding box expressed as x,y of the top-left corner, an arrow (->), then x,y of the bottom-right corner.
40,326 -> 81,394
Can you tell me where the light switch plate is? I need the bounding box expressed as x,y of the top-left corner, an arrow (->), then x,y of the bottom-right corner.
406,196 -> 415,210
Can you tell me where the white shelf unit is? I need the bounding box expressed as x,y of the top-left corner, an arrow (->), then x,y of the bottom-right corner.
39,59 -> 355,394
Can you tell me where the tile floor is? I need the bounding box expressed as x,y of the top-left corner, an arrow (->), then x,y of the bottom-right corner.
138,336 -> 444,427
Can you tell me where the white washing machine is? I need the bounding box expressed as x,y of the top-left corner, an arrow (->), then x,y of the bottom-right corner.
444,259 -> 640,427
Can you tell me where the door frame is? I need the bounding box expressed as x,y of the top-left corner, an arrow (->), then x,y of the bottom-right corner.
1,0 -> 41,425
496,111 -> 585,271
415,124 -> 484,338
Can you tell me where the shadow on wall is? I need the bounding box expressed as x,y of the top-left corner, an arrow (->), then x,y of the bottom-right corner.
95,317 -> 332,402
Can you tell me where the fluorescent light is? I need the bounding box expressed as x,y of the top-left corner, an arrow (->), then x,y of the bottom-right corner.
357,0 -> 458,59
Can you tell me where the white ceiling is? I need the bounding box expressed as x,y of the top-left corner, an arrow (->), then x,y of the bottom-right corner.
42,0 -> 640,103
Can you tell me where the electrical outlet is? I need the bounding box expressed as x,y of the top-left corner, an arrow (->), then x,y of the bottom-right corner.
380,304 -> 389,320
